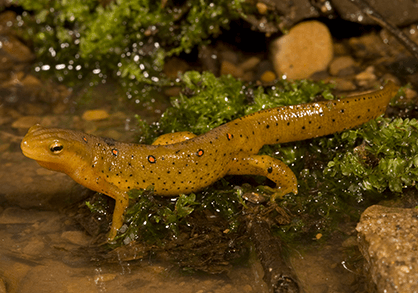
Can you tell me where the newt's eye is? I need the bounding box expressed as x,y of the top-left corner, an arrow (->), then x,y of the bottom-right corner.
50,143 -> 64,154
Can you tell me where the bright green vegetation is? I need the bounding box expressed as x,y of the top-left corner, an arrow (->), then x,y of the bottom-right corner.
15,0 -> 246,95
136,71 -> 335,143
89,72 -> 411,246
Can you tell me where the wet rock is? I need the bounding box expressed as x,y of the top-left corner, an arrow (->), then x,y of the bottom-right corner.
220,60 -> 244,78
82,109 -> 110,121
404,87 -> 418,100
329,56 -> 356,76
22,238 -> 46,256
61,231 -> 91,246
11,116 -> 41,129
3,156 -> 89,210
326,78 -> 357,91
0,207 -> 56,224
332,0 -> 418,26
94,273 -> 117,283
1,72 -> 43,89
0,11 -> 16,35
348,33 -> 389,60
238,56 -> 261,72
0,278 -> 5,293
267,0 -> 418,29
271,21 -> 333,80
355,66 -> 377,86
333,43 -> 350,56
0,35 -> 34,64
256,2 -> 268,15
356,205 -> 418,293
39,115 -> 60,128
18,262 -> 98,293
266,0 -> 320,29
18,103 -> 45,116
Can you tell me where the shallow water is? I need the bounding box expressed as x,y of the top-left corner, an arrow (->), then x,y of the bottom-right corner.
0,80 -> 367,293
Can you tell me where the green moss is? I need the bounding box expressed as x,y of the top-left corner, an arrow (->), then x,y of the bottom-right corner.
103,183 -> 245,246
136,71 -> 334,142
15,0 -> 246,94
325,117 -> 418,194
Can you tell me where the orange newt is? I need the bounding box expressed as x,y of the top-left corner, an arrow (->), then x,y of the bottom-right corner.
21,81 -> 399,240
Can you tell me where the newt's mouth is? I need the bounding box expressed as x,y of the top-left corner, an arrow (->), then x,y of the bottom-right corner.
20,124 -> 45,159
21,137 -> 37,159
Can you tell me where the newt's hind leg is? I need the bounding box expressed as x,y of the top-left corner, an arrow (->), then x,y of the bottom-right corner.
227,155 -> 298,201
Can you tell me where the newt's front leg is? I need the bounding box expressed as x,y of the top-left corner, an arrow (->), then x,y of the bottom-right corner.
92,180 -> 130,241
107,190 -> 129,241
227,154 -> 298,200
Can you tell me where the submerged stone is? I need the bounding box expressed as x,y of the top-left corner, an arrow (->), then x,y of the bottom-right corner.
356,205 -> 418,293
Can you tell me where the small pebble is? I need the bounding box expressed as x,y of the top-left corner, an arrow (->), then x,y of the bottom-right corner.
1,35 -> 34,63
239,56 -> 261,72
61,231 -> 91,246
94,273 -> 117,283
220,50 -> 239,64
404,88 -> 417,100
256,2 -> 268,14
271,21 -> 333,79
220,60 -> 244,78
11,116 -> 41,129
329,56 -> 356,76
260,70 -> 276,83
355,66 -> 377,86
326,77 -> 357,91
82,109 -> 110,121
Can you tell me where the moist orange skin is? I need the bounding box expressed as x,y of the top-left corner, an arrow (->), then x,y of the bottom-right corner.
20,81 -> 399,240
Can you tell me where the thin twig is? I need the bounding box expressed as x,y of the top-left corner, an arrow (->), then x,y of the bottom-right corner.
348,0 -> 418,61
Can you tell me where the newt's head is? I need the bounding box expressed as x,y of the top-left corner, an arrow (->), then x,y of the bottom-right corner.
21,124 -> 93,174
